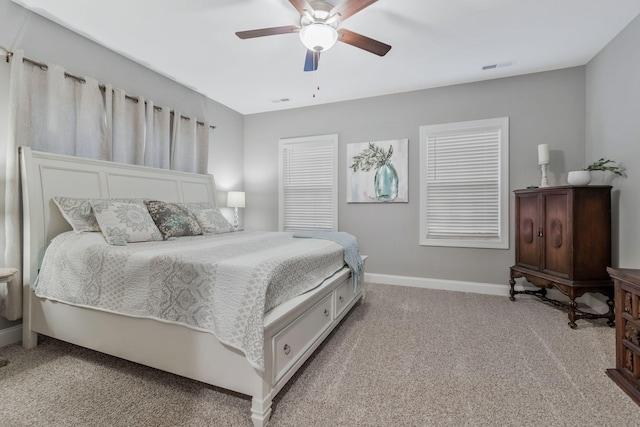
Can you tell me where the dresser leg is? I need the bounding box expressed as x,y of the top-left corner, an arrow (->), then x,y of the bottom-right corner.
606,298 -> 615,327
568,299 -> 578,329
509,276 -> 516,301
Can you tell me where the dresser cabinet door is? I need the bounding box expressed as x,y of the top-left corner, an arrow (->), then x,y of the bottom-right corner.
542,192 -> 570,278
515,193 -> 539,270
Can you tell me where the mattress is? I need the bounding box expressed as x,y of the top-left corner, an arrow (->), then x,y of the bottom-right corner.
34,230 -> 345,370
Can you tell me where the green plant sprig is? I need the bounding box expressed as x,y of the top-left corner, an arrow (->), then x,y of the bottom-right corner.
350,143 -> 393,172
583,158 -> 627,177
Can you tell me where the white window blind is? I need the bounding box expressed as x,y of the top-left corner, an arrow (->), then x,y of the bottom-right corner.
279,135 -> 338,232
419,118 -> 509,249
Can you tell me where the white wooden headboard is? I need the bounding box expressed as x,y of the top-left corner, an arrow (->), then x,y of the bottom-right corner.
19,146 -> 218,288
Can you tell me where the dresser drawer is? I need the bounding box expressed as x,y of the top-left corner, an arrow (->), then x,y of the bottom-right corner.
273,292 -> 333,382
335,278 -> 356,318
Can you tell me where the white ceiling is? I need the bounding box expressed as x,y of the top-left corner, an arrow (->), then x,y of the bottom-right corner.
12,0 -> 640,115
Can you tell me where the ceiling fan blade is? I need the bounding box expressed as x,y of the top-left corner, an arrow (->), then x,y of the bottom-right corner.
304,50 -> 320,72
236,25 -> 300,39
338,28 -> 391,56
289,0 -> 313,16
331,0 -> 378,22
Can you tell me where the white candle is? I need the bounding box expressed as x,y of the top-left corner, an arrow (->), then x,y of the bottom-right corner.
538,144 -> 550,165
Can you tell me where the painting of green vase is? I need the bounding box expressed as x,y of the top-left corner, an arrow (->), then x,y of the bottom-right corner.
347,139 -> 408,203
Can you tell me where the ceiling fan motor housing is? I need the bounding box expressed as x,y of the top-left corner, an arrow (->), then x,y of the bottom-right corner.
299,1 -> 339,52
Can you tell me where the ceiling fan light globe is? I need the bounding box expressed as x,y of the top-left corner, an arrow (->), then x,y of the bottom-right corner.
299,23 -> 338,52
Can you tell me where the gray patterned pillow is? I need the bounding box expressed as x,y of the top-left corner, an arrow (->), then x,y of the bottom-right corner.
53,196 -> 101,232
90,200 -> 162,244
145,200 -> 203,239
178,201 -> 213,215
194,208 -> 235,234
54,196 -> 149,233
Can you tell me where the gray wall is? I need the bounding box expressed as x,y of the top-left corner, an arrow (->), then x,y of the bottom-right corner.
244,67 -> 587,286
586,14 -> 640,268
0,0 -> 244,330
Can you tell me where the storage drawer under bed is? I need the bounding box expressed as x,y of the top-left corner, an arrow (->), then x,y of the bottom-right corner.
335,279 -> 358,318
272,292 -> 333,383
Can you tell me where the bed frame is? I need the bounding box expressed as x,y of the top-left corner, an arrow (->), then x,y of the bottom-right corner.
19,147 -> 363,426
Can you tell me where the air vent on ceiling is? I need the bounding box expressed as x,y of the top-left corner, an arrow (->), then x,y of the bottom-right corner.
272,98 -> 291,103
482,61 -> 514,70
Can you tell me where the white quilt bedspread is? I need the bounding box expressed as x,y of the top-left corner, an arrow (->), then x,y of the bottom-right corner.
35,231 -> 345,370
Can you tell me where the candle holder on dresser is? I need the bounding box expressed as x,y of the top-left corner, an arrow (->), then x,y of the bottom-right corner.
538,144 -> 550,187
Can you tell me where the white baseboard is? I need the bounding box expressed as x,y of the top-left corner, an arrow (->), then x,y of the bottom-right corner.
364,273 -> 610,313
365,272 -> 513,296
0,325 -> 22,348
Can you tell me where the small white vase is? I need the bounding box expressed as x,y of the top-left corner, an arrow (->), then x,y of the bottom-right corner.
567,170 -> 591,185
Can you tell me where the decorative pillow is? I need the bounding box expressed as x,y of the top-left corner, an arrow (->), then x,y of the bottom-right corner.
144,200 -> 203,239
54,196 -> 149,233
178,201 -> 213,215
194,208 -> 236,234
53,196 -> 101,232
90,200 -> 162,244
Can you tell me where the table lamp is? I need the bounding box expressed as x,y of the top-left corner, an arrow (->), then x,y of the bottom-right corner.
227,191 -> 245,229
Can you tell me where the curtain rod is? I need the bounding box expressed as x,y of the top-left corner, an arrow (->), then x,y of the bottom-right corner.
4,50 -> 216,130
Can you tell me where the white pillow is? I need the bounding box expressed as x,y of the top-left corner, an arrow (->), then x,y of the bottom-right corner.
194,208 -> 235,234
90,200 -> 162,245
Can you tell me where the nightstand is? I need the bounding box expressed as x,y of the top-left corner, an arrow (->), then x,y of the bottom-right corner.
0,267 -> 18,368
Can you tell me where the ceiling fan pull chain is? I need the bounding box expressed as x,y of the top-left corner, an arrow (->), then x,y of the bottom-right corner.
313,67 -> 321,98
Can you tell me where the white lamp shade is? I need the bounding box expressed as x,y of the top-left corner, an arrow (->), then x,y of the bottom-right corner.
299,24 -> 338,52
537,144 -> 550,165
227,191 -> 245,208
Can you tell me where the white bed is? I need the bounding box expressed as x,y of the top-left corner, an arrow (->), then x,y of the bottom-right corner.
19,147 -> 363,427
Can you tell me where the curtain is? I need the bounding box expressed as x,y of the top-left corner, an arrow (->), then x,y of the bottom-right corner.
170,112 -> 210,174
1,51 -> 212,320
108,87 -> 145,165
195,120 -> 210,175
2,50 -> 24,321
21,62 -> 106,158
144,100 -> 171,169
2,51 -> 105,320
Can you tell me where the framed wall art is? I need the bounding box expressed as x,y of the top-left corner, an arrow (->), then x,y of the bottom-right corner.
347,138 -> 408,203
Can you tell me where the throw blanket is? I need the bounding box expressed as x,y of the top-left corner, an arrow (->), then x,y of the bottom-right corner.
293,231 -> 363,291
34,231 -> 345,371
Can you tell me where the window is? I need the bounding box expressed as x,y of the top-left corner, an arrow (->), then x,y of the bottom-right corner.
419,117 -> 509,249
279,134 -> 338,232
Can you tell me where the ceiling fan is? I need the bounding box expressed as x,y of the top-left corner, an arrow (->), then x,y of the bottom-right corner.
235,0 -> 391,72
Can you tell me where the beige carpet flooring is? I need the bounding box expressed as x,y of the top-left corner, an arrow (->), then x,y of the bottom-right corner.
1,283 -> 639,426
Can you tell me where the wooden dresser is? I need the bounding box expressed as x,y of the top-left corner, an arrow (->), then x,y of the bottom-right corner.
509,186 -> 615,328
607,268 -> 640,405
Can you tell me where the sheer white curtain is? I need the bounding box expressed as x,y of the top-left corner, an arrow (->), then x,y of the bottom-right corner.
170,112 -> 210,174
2,50 -> 106,320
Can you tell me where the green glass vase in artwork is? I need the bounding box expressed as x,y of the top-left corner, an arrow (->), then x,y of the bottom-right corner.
374,161 -> 398,201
